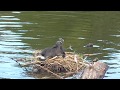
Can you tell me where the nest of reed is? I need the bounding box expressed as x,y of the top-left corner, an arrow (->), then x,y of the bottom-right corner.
14,50 -> 109,79
15,50 -> 89,78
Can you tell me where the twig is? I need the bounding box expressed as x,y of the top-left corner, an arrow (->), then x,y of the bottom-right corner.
48,56 -> 58,60
74,54 -> 78,72
13,59 -> 28,71
63,72 -> 76,78
84,54 -> 97,56
78,61 -> 92,67
21,61 -> 41,67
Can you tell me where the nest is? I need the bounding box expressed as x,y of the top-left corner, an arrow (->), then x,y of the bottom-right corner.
15,50 -> 88,78
14,50 -> 108,79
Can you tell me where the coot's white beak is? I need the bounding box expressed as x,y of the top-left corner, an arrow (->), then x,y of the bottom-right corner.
36,55 -> 46,60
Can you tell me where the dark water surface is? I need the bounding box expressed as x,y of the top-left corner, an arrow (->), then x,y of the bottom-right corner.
0,11 -> 120,79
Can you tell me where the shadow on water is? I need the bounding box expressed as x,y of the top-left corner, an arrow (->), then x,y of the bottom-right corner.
0,11 -> 120,79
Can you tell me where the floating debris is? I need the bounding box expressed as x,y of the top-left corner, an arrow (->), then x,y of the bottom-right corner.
85,43 -> 93,47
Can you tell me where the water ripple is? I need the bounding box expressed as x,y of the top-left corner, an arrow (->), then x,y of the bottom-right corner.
0,25 -> 22,27
0,18 -> 20,20
1,16 -> 15,18
0,22 -> 33,24
12,11 -> 21,14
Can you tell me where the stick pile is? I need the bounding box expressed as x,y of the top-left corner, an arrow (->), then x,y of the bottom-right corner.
14,50 -> 108,79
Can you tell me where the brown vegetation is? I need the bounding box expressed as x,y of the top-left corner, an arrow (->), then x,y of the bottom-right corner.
14,50 -> 108,79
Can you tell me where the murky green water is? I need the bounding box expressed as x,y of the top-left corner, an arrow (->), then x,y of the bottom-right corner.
0,11 -> 120,79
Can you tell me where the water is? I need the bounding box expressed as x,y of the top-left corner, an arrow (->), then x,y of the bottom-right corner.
0,11 -> 120,79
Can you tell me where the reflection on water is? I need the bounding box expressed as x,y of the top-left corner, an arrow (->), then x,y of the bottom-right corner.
0,11 -> 34,79
0,11 -> 120,79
